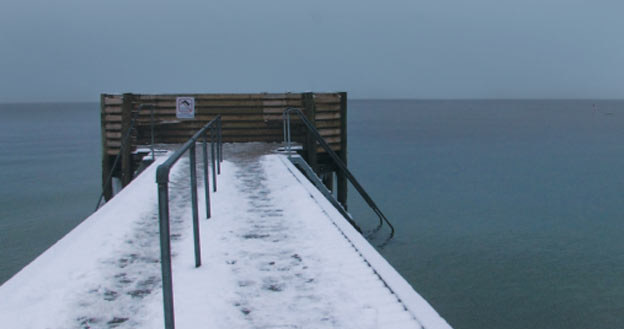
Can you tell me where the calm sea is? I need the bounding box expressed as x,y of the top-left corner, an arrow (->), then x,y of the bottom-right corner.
1,100 -> 623,329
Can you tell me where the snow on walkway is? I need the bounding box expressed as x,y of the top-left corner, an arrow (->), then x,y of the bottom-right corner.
168,144 -> 450,329
0,154 -> 195,329
0,143 -> 451,329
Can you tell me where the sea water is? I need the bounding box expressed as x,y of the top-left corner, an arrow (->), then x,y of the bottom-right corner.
0,103 -> 101,284
1,100 -> 623,329
347,100 -> 624,329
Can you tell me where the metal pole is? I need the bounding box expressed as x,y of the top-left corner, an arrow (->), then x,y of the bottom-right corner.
189,145 -> 201,268
217,118 -> 222,174
202,134 -> 211,219
151,105 -> 155,162
157,183 -> 175,329
287,112 -> 292,157
211,127 -> 217,192
282,112 -> 287,148
220,118 -> 223,164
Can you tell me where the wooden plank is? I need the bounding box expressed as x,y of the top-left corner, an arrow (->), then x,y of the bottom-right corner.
315,120 -> 340,128
316,144 -> 341,153
137,121 -> 273,129
314,93 -> 341,103
114,93 -> 335,102
104,106 -> 122,114
106,131 -> 122,139
262,93 -> 303,100
105,114 -> 123,122
136,107 -> 266,115
261,99 -> 305,107
103,95 -> 123,106
134,113 -> 307,123
136,135 -> 284,143
131,101 -> 304,110
107,140 -> 122,147
316,112 -> 341,120
314,104 -> 341,112
318,128 -> 341,136
145,128 -> 287,137
134,93 -> 304,101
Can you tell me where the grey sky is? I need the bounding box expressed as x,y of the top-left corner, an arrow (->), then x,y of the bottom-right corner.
1,0 -> 622,102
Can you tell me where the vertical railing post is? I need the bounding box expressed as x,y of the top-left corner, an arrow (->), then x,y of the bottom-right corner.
157,181 -> 175,329
220,117 -> 223,164
202,134 -> 211,219
150,105 -> 156,162
282,112 -> 287,150
303,92 -> 318,171
189,145 -> 201,268
211,127 -> 217,192
286,112 -> 292,157
217,118 -> 222,173
120,93 -> 134,187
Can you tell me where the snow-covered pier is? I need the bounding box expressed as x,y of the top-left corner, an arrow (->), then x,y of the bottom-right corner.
0,144 -> 452,329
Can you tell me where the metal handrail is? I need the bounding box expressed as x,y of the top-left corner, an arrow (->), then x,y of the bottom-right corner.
283,108 -> 395,244
155,115 -> 222,329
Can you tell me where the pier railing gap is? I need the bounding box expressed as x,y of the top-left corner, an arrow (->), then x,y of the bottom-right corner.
156,116 -> 223,329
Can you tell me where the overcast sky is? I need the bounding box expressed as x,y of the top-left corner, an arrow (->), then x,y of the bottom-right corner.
1,0 -> 622,102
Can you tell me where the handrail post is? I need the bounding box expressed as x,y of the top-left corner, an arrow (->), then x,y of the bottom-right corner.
211,127 -> 217,192
157,180 -> 175,329
203,134 -> 211,218
150,105 -> 156,162
282,112 -> 287,149
286,112 -> 292,157
189,144 -> 201,267
154,116 -> 222,329
217,117 -> 222,173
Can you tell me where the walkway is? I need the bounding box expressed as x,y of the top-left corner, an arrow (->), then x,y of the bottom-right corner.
0,143 -> 451,329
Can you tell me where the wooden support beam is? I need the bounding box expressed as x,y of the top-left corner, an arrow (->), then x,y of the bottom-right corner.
303,92 -> 318,172
337,92 -> 348,210
322,172 -> 334,192
101,94 -> 113,201
120,93 -> 134,187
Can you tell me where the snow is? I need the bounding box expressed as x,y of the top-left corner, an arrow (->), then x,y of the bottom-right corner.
0,144 -> 452,329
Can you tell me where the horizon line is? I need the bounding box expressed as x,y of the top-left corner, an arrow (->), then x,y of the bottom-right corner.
1,97 -> 624,104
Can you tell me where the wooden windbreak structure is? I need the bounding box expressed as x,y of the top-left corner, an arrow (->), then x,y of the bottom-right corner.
100,92 -> 348,204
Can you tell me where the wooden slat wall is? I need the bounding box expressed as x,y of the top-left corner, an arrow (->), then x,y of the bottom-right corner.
101,93 -> 344,156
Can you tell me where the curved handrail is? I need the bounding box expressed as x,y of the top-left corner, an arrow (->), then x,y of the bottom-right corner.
156,115 -> 222,329
282,108 -> 395,245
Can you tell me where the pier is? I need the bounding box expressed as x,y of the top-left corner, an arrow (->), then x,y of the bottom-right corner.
0,93 -> 452,329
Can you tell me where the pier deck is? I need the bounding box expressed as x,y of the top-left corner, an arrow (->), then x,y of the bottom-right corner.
0,144 -> 451,329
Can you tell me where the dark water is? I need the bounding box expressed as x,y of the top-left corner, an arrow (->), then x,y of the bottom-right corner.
1,100 -> 624,329
0,103 -> 101,284
347,100 -> 624,329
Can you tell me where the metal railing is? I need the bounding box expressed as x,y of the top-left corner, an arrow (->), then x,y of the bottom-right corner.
283,108 -> 395,245
95,104 -> 158,211
155,115 -> 223,329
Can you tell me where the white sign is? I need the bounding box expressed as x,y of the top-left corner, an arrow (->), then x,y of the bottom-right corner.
176,97 -> 195,119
